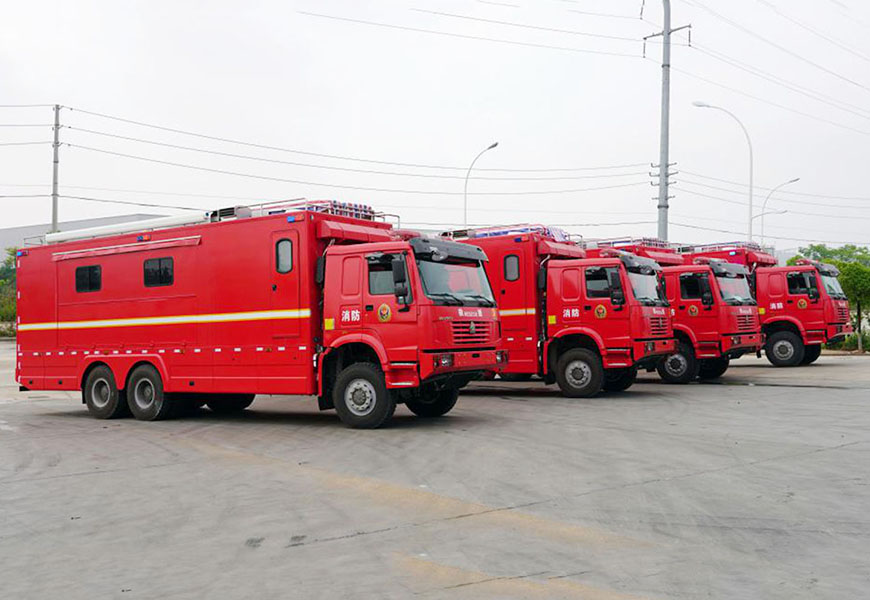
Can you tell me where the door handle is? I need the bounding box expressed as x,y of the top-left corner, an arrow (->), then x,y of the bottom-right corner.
678,305 -> 686,310
272,284 -> 277,291
365,304 -> 374,311
787,300 -> 794,304
584,305 -> 592,310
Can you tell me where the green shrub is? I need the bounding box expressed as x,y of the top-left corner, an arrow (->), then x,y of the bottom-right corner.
826,332 -> 870,351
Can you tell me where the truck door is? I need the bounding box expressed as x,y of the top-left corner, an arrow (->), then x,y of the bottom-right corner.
362,253 -> 417,363
497,248 -> 535,369
678,272 -> 718,351
582,265 -> 630,348
260,231 -> 303,394
786,270 -> 824,331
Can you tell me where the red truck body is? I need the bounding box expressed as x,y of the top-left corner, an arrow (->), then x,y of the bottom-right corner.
448,226 -> 674,396
682,242 -> 852,366
15,201 -> 504,427
585,239 -> 762,382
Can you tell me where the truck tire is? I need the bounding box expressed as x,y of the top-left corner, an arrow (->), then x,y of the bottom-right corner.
499,373 -> 533,382
602,366 -> 637,392
764,331 -> 805,367
83,365 -> 129,419
127,364 -> 173,421
801,344 -> 822,365
206,394 -> 255,414
555,348 -> 604,398
656,342 -> 699,384
333,363 -> 396,429
698,357 -> 730,380
405,387 -> 459,418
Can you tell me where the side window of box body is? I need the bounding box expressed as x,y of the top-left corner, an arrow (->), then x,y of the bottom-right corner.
75,265 -> 102,293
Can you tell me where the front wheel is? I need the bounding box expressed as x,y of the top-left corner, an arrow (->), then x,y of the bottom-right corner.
698,357 -> 730,380
333,363 -> 396,429
405,387 -> 459,418
602,366 -> 637,392
555,348 -> 603,398
801,344 -> 822,365
765,331 -> 805,367
656,342 -> 699,384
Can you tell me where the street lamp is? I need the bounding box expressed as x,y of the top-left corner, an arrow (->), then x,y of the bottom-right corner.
693,101 -> 754,240
463,142 -> 499,228
759,177 -> 800,246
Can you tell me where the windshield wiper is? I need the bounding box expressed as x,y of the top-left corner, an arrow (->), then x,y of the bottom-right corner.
463,294 -> 495,307
428,292 -> 463,305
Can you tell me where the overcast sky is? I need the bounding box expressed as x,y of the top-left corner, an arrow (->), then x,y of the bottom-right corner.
2,0 -> 869,250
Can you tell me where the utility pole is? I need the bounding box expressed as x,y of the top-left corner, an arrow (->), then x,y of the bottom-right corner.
644,1 -> 690,242
50,104 -> 60,233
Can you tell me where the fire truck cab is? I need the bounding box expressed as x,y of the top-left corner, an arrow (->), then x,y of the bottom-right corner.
16,201 -> 505,428
587,239 -> 761,382
448,226 -> 674,397
681,242 -> 852,367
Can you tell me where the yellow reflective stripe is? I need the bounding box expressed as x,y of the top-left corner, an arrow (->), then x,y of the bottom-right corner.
499,308 -> 536,317
17,308 -> 312,332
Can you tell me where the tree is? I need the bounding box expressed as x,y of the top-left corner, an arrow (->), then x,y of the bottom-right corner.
0,248 -> 17,326
791,244 -> 870,267
838,262 -> 870,352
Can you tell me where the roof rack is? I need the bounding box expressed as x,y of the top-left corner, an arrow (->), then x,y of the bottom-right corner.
584,237 -> 674,250
676,240 -> 763,253
443,223 -> 570,242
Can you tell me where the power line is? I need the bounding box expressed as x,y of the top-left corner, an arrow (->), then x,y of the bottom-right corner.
671,220 -> 868,245
755,0 -> 870,64
0,194 -> 51,198
0,141 -> 52,147
0,104 -> 55,108
0,124 -> 52,127
567,10 -> 642,21
59,195 -> 201,211
691,44 -> 870,121
297,11 -> 642,58
677,187 -> 870,220
66,143 -> 651,196
678,178 -> 870,209
65,106 -> 647,173
681,0 -> 870,94
65,126 -> 648,181
681,170 -> 870,201
671,64 -> 870,138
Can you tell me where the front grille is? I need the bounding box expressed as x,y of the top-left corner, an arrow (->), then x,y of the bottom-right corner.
648,316 -> 669,337
452,321 -> 493,345
736,314 -> 757,332
836,305 -> 849,323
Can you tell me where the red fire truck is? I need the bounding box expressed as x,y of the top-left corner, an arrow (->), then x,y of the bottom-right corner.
15,201 -> 505,428
681,242 -> 852,367
447,226 -> 674,397
585,239 -> 762,383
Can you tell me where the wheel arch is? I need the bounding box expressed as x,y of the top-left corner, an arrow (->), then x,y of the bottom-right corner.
545,329 -> 604,376
762,317 -> 806,342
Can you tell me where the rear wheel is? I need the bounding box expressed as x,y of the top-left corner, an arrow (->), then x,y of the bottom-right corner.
656,342 -> 699,384
765,331 -> 805,367
206,394 -> 255,414
83,365 -> 129,419
405,387 -> 459,418
602,366 -> 637,392
801,344 -> 822,365
127,364 -> 173,421
333,363 -> 395,429
555,348 -> 603,398
698,357 -> 730,380
499,373 -> 533,382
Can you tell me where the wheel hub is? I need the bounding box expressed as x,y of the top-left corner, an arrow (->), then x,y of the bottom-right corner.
773,340 -> 794,360
134,380 -> 155,409
565,360 -> 591,388
91,378 -> 111,409
345,379 -> 376,416
665,353 -> 688,377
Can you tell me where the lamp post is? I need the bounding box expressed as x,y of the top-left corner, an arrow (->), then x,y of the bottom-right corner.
693,101 -> 754,240
463,142 -> 499,228
759,177 -> 800,246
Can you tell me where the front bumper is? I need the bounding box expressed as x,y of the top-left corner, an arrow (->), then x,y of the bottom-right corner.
825,322 -> 853,344
721,332 -> 763,356
602,338 -> 675,369
392,349 -> 503,386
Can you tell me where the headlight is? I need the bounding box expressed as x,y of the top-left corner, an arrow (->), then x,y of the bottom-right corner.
434,353 -> 454,368
645,342 -> 655,353
496,350 -> 508,363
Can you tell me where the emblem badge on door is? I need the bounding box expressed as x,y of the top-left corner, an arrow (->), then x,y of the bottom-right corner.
688,305 -> 699,317
595,305 -> 607,319
377,303 -> 392,322
797,298 -> 808,309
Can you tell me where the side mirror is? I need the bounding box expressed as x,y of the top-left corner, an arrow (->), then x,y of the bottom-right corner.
608,272 -> 625,305
537,267 -> 547,291
701,291 -> 714,306
808,287 -> 819,301
315,255 -> 326,286
392,258 -> 407,284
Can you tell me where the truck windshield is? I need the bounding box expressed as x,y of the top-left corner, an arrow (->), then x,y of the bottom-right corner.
416,258 -> 496,307
820,274 -> 846,299
627,272 -> 667,306
717,274 -> 756,305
